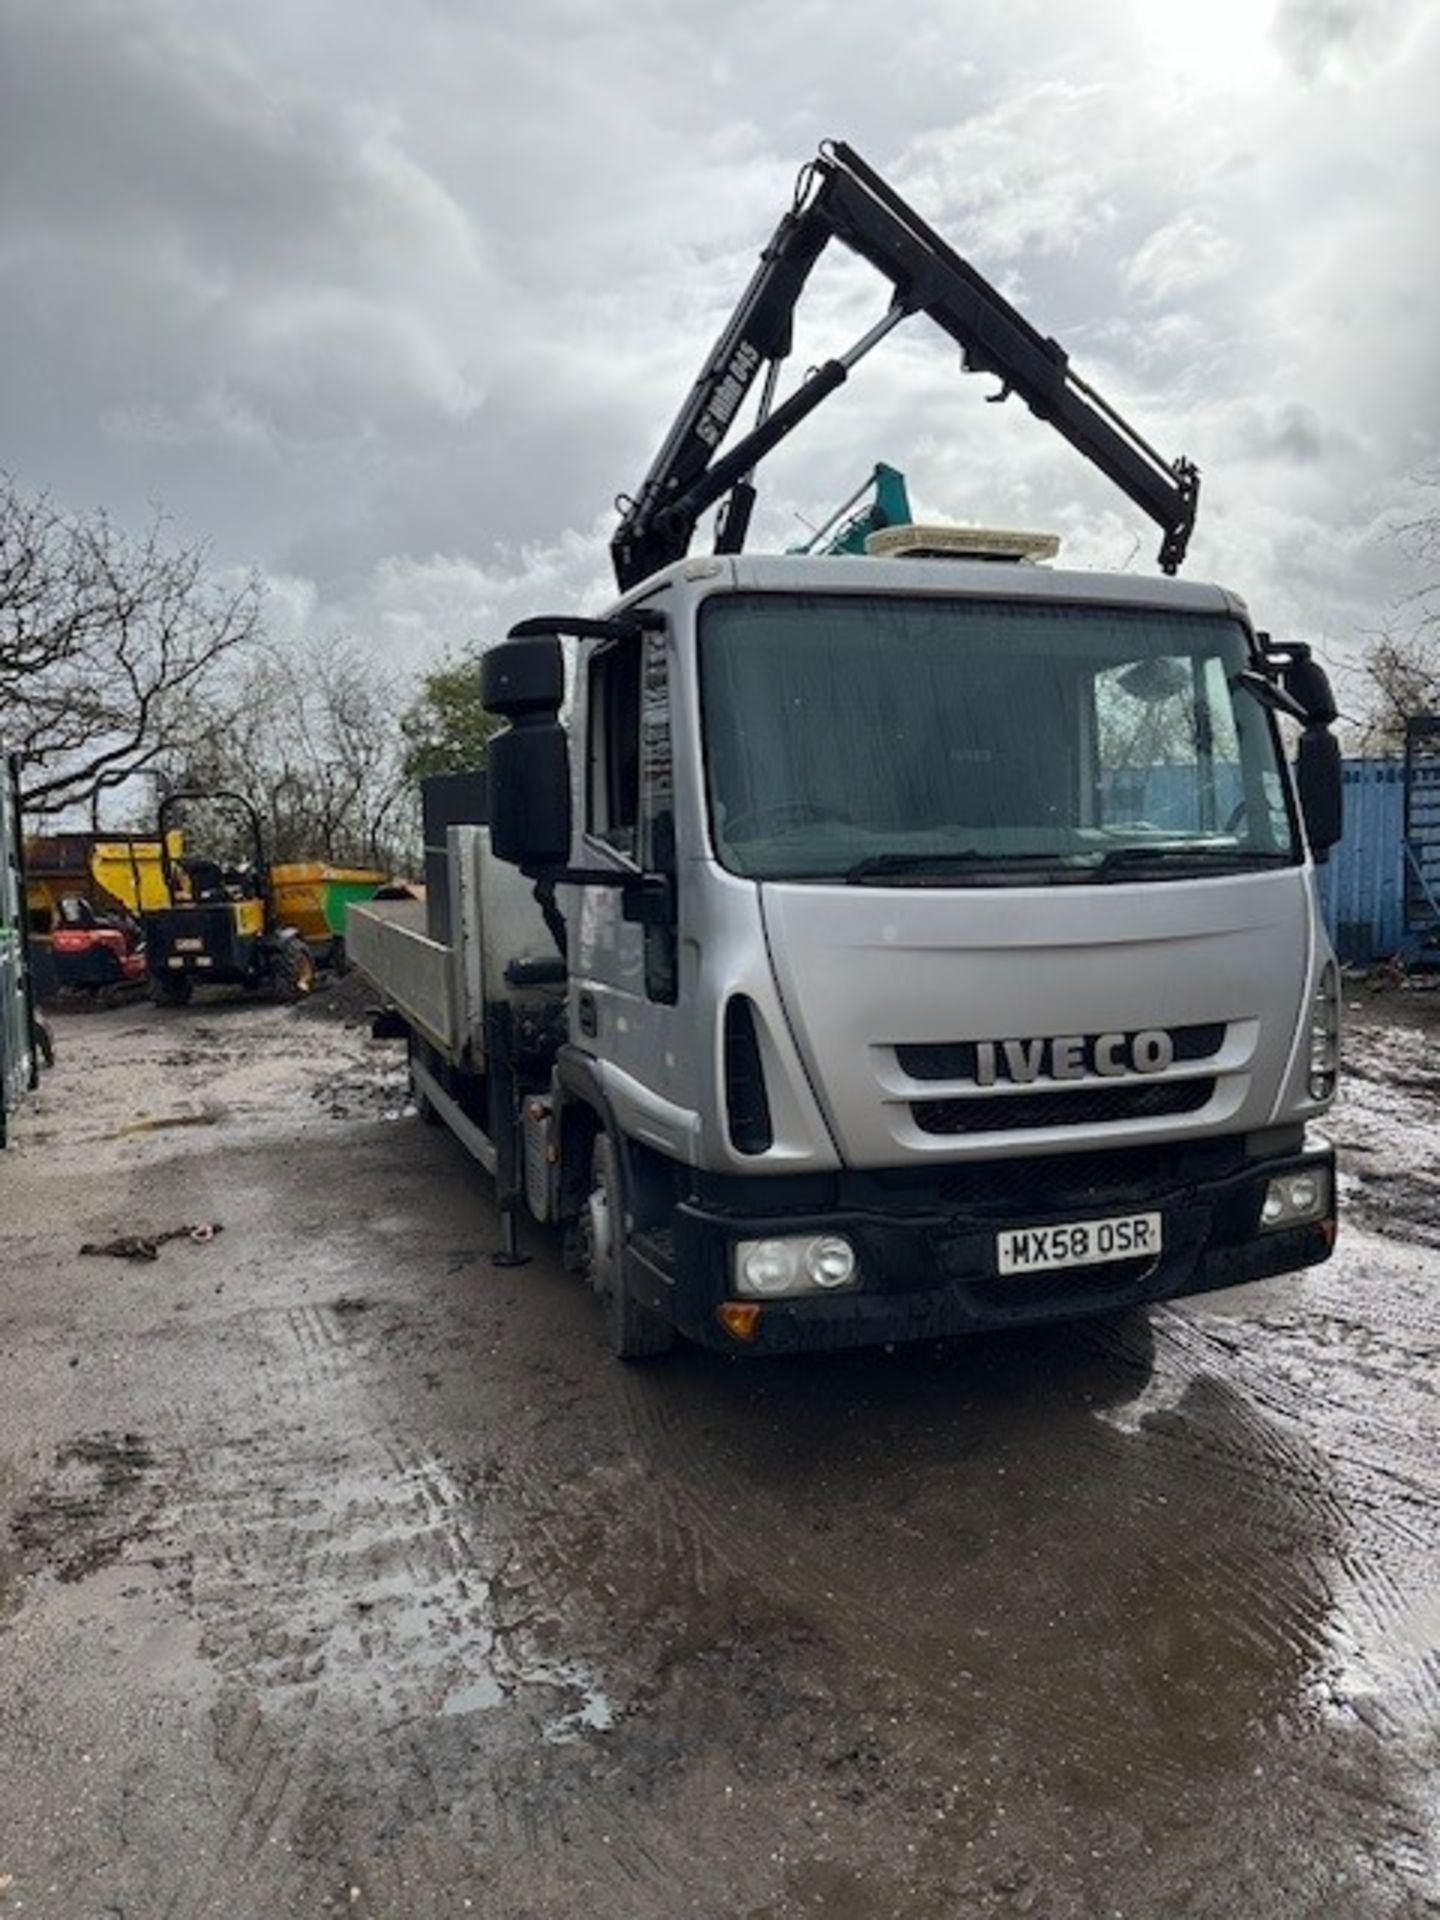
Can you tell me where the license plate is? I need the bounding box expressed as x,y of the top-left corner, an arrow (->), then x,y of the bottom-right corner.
175,938 -> 205,953
996,1211 -> 1162,1276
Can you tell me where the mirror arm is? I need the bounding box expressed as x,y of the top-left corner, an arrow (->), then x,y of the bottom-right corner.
534,867 -> 638,887
1257,633 -> 1339,729
529,866 -> 674,927
507,610 -> 665,643
1232,668 -> 1309,724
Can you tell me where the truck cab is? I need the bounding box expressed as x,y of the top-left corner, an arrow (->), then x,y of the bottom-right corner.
482,550 -> 1339,1354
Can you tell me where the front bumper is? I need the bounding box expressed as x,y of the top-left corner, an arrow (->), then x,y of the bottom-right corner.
630,1137 -> 1336,1354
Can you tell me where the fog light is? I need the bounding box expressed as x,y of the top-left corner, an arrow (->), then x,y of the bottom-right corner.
805,1236 -> 857,1290
1287,1172 -> 1320,1215
1261,1167 -> 1331,1229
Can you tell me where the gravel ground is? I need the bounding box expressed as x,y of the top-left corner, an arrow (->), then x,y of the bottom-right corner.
0,981 -> 1436,1918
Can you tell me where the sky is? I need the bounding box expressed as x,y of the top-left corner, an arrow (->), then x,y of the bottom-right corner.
2,0 -> 1438,706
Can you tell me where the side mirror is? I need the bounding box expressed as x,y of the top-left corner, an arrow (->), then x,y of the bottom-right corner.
482,637 -> 571,871
482,633 -> 565,719
1282,656 -> 1338,728
1296,728 -> 1343,860
1261,637 -> 1338,727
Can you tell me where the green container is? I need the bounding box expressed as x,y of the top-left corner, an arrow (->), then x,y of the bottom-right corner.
322,877 -> 385,938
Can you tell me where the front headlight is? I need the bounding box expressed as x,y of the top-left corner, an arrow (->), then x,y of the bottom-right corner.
736,1239 -> 798,1297
1261,1166 -> 1332,1228
735,1234 -> 861,1299
1308,964 -> 1340,1102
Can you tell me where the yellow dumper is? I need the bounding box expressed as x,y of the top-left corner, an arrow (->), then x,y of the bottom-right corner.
25,833 -> 181,930
268,863 -> 390,962
27,835 -> 386,966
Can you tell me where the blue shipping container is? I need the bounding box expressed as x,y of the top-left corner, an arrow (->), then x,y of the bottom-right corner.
1318,759 -> 1406,963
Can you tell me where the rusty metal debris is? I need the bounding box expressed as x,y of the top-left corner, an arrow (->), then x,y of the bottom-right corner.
79,1223 -> 224,1262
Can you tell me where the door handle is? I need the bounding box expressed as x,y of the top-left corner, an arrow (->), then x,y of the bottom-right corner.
577,990 -> 598,1038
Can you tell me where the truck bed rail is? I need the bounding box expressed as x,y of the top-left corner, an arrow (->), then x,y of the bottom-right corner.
347,898 -> 455,1053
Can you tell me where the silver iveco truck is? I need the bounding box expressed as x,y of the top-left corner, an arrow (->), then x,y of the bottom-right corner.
351,144 -> 1343,1357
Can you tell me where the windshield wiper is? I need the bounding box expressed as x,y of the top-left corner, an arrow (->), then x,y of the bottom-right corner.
1089,844 -> 1295,879
844,850 -> 1064,884
842,844 -> 1296,885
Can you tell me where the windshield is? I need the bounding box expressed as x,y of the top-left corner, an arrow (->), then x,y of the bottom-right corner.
700,592 -> 1298,883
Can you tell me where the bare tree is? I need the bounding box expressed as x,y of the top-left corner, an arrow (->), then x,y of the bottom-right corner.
155,633 -> 414,871
1345,478 -> 1440,752
0,473 -> 262,818
1345,630 -> 1440,752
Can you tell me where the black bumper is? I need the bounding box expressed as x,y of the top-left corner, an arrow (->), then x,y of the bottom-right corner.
628,1139 -> 1336,1355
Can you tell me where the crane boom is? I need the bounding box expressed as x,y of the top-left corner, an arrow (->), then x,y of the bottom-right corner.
610,141 -> 1199,592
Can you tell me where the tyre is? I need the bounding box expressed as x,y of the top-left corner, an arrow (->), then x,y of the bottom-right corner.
149,972 -> 192,1007
269,938 -> 317,1004
580,1133 -> 674,1361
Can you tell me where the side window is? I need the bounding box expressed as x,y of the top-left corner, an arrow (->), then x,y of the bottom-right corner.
586,637 -> 641,858
640,628 -> 674,873
585,623 -> 677,1001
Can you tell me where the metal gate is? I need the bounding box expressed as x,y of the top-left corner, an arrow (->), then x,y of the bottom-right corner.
1,752 -> 37,1146
1403,716 -> 1440,964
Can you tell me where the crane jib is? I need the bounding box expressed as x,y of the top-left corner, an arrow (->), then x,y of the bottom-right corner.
610,143 -> 1199,592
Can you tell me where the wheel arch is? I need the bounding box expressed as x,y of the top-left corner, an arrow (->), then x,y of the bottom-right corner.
553,1047 -> 678,1234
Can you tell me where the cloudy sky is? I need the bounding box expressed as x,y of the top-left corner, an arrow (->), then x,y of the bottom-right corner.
2,0 -> 1438,697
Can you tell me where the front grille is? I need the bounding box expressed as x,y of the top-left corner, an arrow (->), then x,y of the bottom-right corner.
926,1137 -> 1243,1213
912,1078 -> 1215,1134
896,1022 -> 1226,1082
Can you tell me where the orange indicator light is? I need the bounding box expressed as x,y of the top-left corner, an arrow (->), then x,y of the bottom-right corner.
716,1302 -> 763,1342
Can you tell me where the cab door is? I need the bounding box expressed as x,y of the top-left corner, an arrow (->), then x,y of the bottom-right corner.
571,611 -> 695,1150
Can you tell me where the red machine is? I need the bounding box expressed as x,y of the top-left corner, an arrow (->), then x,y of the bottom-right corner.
49,896 -> 146,1000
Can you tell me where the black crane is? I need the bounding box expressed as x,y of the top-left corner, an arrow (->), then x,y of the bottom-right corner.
611,141 -> 1199,593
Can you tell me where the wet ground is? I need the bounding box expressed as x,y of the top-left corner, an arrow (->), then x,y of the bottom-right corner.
0,985 -> 1437,1918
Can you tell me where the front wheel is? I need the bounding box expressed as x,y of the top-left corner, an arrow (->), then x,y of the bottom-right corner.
269,938 -> 317,1004
581,1134 -> 674,1361
149,972 -> 192,1007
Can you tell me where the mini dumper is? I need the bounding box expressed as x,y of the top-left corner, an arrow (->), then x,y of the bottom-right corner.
144,791 -> 315,1007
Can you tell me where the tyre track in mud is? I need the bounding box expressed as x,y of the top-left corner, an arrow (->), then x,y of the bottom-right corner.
167,1371 -> 759,1915
132,1228 -> 1420,1920
606,1328 -> 1335,1798
1167,1232 -> 1440,1744
110,1241 -> 707,1915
